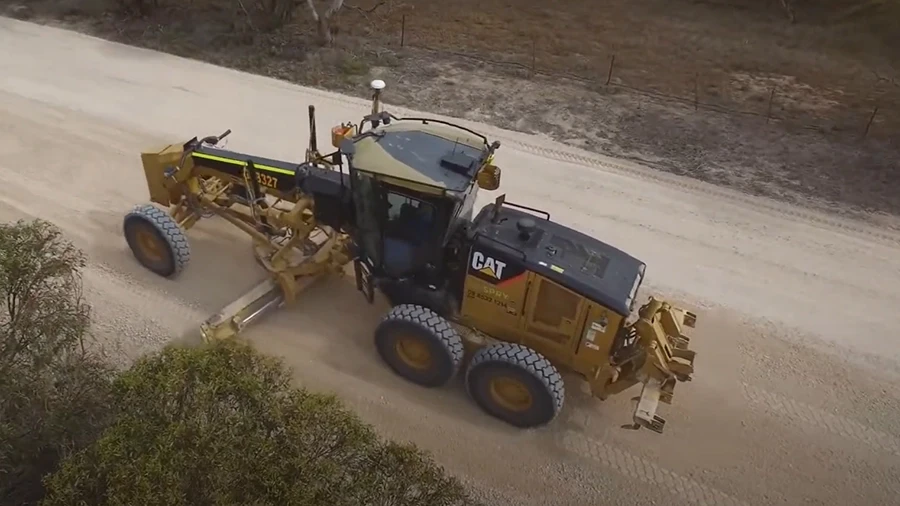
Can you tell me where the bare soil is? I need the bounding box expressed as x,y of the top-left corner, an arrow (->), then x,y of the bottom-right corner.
3,0 -> 899,224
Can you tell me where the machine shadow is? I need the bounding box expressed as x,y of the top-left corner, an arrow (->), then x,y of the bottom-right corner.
250,275 -> 500,428
244,273 -> 624,439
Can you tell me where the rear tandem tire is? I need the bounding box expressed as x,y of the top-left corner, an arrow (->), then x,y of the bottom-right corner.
374,304 -> 464,388
123,204 -> 191,278
465,342 -> 565,428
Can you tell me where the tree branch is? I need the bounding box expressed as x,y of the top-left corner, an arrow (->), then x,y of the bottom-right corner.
345,0 -> 384,24
236,0 -> 257,31
872,69 -> 899,89
346,0 -> 385,14
305,0 -> 320,21
324,0 -> 346,18
778,0 -> 796,23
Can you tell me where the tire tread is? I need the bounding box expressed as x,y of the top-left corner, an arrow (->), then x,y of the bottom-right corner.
123,204 -> 191,276
466,342 -> 565,421
378,304 -> 464,383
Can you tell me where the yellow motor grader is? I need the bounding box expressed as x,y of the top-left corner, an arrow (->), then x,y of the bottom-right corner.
124,80 -> 698,432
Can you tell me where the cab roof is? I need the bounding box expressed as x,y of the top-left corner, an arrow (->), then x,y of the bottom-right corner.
471,204 -> 647,316
351,121 -> 488,193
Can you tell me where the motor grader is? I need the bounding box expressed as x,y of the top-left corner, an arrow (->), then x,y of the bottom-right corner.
123,80 -> 698,432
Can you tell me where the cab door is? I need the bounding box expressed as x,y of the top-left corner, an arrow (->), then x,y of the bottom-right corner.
521,276 -> 588,362
350,169 -> 383,302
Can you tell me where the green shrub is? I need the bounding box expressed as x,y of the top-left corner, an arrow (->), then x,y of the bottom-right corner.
42,339 -> 471,506
0,219 -> 115,506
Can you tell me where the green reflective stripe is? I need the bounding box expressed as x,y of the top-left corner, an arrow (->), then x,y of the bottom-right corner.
192,152 -> 294,175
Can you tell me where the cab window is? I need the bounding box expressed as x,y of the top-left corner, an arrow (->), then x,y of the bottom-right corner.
385,192 -> 436,244
382,191 -> 437,276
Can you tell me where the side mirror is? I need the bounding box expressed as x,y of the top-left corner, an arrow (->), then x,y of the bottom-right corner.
476,163 -> 501,191
331,122 -> 356,148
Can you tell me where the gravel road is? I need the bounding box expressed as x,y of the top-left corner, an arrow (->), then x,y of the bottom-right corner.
2,16 -> 899,506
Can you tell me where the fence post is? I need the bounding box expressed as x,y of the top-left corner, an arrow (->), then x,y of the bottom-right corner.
606,54 -> 616,86
863,106 -> 879,138
531,38 -> 536,78
400,14 -> 406,48
694,72 -> 699,111
766,87 -> 776,123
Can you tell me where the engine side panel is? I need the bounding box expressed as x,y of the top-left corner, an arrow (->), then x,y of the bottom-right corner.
460,245 -> 530,343
460,240 -> 625,376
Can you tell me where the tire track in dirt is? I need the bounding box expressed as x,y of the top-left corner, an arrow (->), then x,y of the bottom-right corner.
559,430 -> 749,506
741,383 -> 900,457
557,305 -> 900,506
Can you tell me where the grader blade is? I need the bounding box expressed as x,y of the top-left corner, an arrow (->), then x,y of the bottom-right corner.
199,272 -> 326,342
200,277 -> 284,342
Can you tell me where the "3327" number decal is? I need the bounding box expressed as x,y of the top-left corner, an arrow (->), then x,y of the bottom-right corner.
242,167 -> 278,189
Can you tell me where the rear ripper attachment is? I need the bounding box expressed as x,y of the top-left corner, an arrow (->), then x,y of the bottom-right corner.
123,79 -> 700,435
607,298 -> 698,433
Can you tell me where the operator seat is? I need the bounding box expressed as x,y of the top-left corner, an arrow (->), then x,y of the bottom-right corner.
383,203 -> 431,277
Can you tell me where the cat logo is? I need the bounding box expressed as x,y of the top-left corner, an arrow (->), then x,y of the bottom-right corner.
471,251 -> 506,280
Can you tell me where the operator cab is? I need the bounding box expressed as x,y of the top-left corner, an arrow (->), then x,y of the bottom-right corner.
347,122 -> 482,278
336,81 -> 501,287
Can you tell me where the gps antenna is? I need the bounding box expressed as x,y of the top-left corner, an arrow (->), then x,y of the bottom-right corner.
370,79 -> 386,128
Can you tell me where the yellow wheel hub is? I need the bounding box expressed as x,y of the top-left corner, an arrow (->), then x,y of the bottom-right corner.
489,376 -> 533,412
135,226 -> 164,263
395,336 -> 432,370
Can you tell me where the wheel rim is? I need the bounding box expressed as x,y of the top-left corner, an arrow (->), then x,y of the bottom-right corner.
134,225 -> 165,263
394,335 -> 432,370
489,375 -> 533,412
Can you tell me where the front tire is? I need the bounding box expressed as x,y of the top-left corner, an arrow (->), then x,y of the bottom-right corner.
465,343 -> 565,428
374,304 -> 464,387
123,204 -> 191,278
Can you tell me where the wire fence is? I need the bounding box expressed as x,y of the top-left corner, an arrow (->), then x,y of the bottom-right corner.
374,12 -> 896,141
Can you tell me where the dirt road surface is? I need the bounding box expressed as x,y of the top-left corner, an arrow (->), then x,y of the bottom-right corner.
3,16 -> 900,506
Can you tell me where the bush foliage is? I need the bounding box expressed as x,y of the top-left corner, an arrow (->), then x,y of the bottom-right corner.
42,339 -> 470,506
0,218 -> 470,506
0,219 -> 115,506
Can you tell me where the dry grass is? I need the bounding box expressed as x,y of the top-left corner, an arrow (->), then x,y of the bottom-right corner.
335,0 -> 900,135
